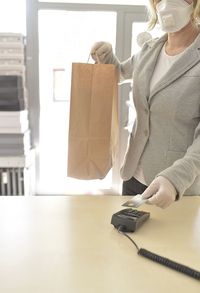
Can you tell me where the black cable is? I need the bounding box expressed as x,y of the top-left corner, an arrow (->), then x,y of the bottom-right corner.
138,248 -> 200,281
118,227 -> 139,251
118,226 -> 200,281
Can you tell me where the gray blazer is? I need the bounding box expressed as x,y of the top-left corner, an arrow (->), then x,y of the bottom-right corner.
109,33 -> 200,197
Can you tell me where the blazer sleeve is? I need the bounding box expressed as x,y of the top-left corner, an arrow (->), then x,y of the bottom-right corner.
157,121 -> 200,198
105,53 -> 134,80
104,37 -> 159,80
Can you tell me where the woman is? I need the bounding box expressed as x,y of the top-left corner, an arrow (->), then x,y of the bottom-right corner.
91,0 -> 200,208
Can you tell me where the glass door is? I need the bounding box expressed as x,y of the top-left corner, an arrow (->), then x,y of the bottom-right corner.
38,9 -> 117,194
26,1 -> 148,195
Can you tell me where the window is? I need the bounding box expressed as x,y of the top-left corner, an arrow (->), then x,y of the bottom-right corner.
0,0 -> 26,34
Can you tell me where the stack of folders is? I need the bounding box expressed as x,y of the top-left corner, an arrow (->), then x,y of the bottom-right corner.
0,33 -> 27,110
0,128 -> 30,156
0,33 -> 25,78
0,33 -> 34,195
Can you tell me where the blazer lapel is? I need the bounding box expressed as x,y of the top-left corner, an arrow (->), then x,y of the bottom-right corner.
149,34 -> 200,102
135,35 -> 167,106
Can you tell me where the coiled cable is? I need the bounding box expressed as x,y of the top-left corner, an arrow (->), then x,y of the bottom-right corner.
118,226 -> 200,281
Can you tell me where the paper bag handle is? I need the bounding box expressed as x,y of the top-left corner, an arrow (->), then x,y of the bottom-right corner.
87,52 -> 100,64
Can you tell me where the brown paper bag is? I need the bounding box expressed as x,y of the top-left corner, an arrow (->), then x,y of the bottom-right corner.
67,62 -> 119,180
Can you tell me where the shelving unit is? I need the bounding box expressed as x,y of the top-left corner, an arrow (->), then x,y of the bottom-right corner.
0,33 -> 35,195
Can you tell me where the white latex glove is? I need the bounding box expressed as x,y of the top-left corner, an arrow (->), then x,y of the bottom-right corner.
141,176 -> 177,209
136,32 -> 152,48
90,41 -> 113,63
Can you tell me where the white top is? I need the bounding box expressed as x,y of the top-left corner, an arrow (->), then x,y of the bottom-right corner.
134,44 -> 185,185
150,44 -> 185,92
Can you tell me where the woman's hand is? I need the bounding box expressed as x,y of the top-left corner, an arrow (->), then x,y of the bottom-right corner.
141,176 -> 177,208
90,41 -> 112,63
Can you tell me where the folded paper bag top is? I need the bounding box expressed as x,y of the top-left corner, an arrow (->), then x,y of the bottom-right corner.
67,62 -> 119,180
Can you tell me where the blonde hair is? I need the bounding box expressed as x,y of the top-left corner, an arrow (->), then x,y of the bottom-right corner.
148,0 -> 200,30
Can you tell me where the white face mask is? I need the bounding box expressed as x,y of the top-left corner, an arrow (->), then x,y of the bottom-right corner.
156,0 -> 194,33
